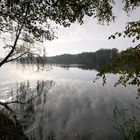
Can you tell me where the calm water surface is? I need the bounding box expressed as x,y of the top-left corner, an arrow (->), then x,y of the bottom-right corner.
0,63 -> 139,140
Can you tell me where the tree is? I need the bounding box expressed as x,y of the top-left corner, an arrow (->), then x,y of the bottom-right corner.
92,1 -> 140,89
96,44 -> 140,87
0,0 -> 115,67
95,9 -> 140,88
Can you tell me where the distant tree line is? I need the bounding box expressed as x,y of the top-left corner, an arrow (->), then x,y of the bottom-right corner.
19,48 -> 118,70
48,48 -> 118,64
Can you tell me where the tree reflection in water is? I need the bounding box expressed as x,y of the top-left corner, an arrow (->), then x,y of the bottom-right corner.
8,78 -> 140,140
9,80 -> 54,140
9,80 -> 119,140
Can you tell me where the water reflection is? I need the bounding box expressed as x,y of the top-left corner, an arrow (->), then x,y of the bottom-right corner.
0,63 -> 139,140
0,63 -> 98,100
56,64 -> 103,71
9,80 -> 139,140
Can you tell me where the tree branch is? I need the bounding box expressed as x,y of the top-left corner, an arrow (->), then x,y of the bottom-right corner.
0,6 -> 29,67
4,100 -> 27,105
6,52 -> 28,63
0,24 -> 24,67
0,101 -> 14,113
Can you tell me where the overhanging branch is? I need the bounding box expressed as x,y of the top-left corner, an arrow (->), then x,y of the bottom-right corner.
6,52 -> 28,63
0,6 -> 29,67
0,24 -> 23,67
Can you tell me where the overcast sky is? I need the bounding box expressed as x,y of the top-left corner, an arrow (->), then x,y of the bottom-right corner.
44,3 -> 140,56
0,2 -> 140,57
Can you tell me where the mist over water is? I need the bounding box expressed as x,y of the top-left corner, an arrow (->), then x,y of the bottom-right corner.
0,63 -> 139,140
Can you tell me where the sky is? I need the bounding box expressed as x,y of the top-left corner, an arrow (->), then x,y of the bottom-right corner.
0,2 -> 140,57
43,3 -> 140,56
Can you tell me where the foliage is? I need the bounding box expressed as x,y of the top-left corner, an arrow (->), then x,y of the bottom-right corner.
0,109 -> 28,140
94,1 -> 140,89
96,44 -> 140,87
109,21 -> 140,42
112,104 -> 140,140
93,1 -> 140,87
123,21 -> 140,42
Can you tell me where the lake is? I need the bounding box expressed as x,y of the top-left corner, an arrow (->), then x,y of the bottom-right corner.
0,63 -> 139,140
